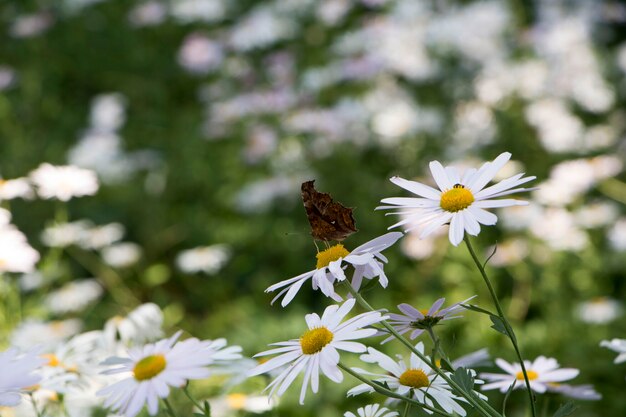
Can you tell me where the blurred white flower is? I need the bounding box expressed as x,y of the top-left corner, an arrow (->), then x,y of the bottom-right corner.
19,272 -> 46,292
176,244 -> 231,275
170,0 -> 225,23
574,202 -> 619,229
11,319 -> 83,350
229,8 -> 295,51
525,99 -> 583,153
45,279 -> 103,315
9,12 -> 54,38
101,242 -> 142,268
452,101 -> 496,151
29,163 -> 99,201
90,93 -> 126,133
79,223 -> 125,250
0,66 -> 17,91
608,218 -> 626,251
208,393 -> 274,416
427,1 -> 509,63
177,33 -> 224,75
41,220 -> 92,248
0,223 -> 39,273
317,0 -> 351,26
576,297 -> 622,324
104,303 -> 163,346
128,1 -> 167,27
530,208 -> 588,251
344,404 -> 398,417
0,177 -> 34,201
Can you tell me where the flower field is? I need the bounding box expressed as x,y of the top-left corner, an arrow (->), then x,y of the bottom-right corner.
1,1 -> 626,416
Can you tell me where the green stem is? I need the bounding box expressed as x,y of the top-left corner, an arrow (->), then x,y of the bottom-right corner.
463,236 -> 536,417
161,398 -> 179,417
426,327 -> 446,365
402,401 -> 411,417
338,363 -> 452,417
183,386 -> 207,415
343,283 -> 501,417
29,393 -> 44,417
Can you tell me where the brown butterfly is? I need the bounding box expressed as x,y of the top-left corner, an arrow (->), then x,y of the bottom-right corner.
301,180 -> 358,242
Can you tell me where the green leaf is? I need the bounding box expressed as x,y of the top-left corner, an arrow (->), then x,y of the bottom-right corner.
553,402 -> 578,417
203,400 -> 211,417
451,367 -> 475,394
462,304 -> 496,316
489,315 -> 508,336
440,358 -> 455,373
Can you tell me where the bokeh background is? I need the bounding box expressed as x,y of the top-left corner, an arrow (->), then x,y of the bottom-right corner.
1,0 -> 626,415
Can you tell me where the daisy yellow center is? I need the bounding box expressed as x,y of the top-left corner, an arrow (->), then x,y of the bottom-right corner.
42,353 -> 61,367
133,354 -> 167,381
440,184 -> 474,213
316,244 -> 350,269
226,393 -> 247,410
516,370 -> 538,381
300,327 -> 334,355
399,369 -> 430,389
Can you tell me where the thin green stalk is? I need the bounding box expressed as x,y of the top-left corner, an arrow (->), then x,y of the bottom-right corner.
402,401 -> 411,417
161,397 -> 179,417
463,236 -> 536,417
183,386 -> 208,416
342,283 -> 501,417
29,393 -> 44,417
338,363 -> 452,417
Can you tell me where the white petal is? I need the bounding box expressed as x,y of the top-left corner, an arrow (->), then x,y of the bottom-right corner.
389,176 -> 441,199
429,161 -> 453,191
468,152 -> 511,193
467,206 -> 497,225
448,214 -> 464,246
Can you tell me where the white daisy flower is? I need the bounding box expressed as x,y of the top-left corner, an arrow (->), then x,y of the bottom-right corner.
480,356 -> 579,393
208,393 -> 274,416
0,223 -> 39,273
546,383 -> 601,400
29,163 -> 99,201
344,404 -> 399,417
266,232 -> 403,307
176,244 -> 231,275
247,298 -> 385,404
97,331 -> 242,417
44,279 -> 103,314
0,177 -> 34,201
347,343 -> 472,416
104,303 -> 164,346
379,152 -> 535,246
600,338 -> 626,364
576,297 -> 622,324
383,296 -> 476,343
0,348 -> 46,406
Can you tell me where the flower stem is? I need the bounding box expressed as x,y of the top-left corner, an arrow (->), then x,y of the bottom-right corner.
463,235 -> 536,417
342,282 -> 501,417
183,386 -> 209,416
337,363 -> 452,417
162,398 -> 180,417
402,402 -> 411,417
29,393 -> 44,417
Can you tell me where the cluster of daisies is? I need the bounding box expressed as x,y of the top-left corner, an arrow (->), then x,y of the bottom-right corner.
0,303 -> 246,417
0,153 -> 613,417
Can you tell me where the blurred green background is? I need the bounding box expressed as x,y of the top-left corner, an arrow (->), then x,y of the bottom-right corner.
1,0 -> 626,416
